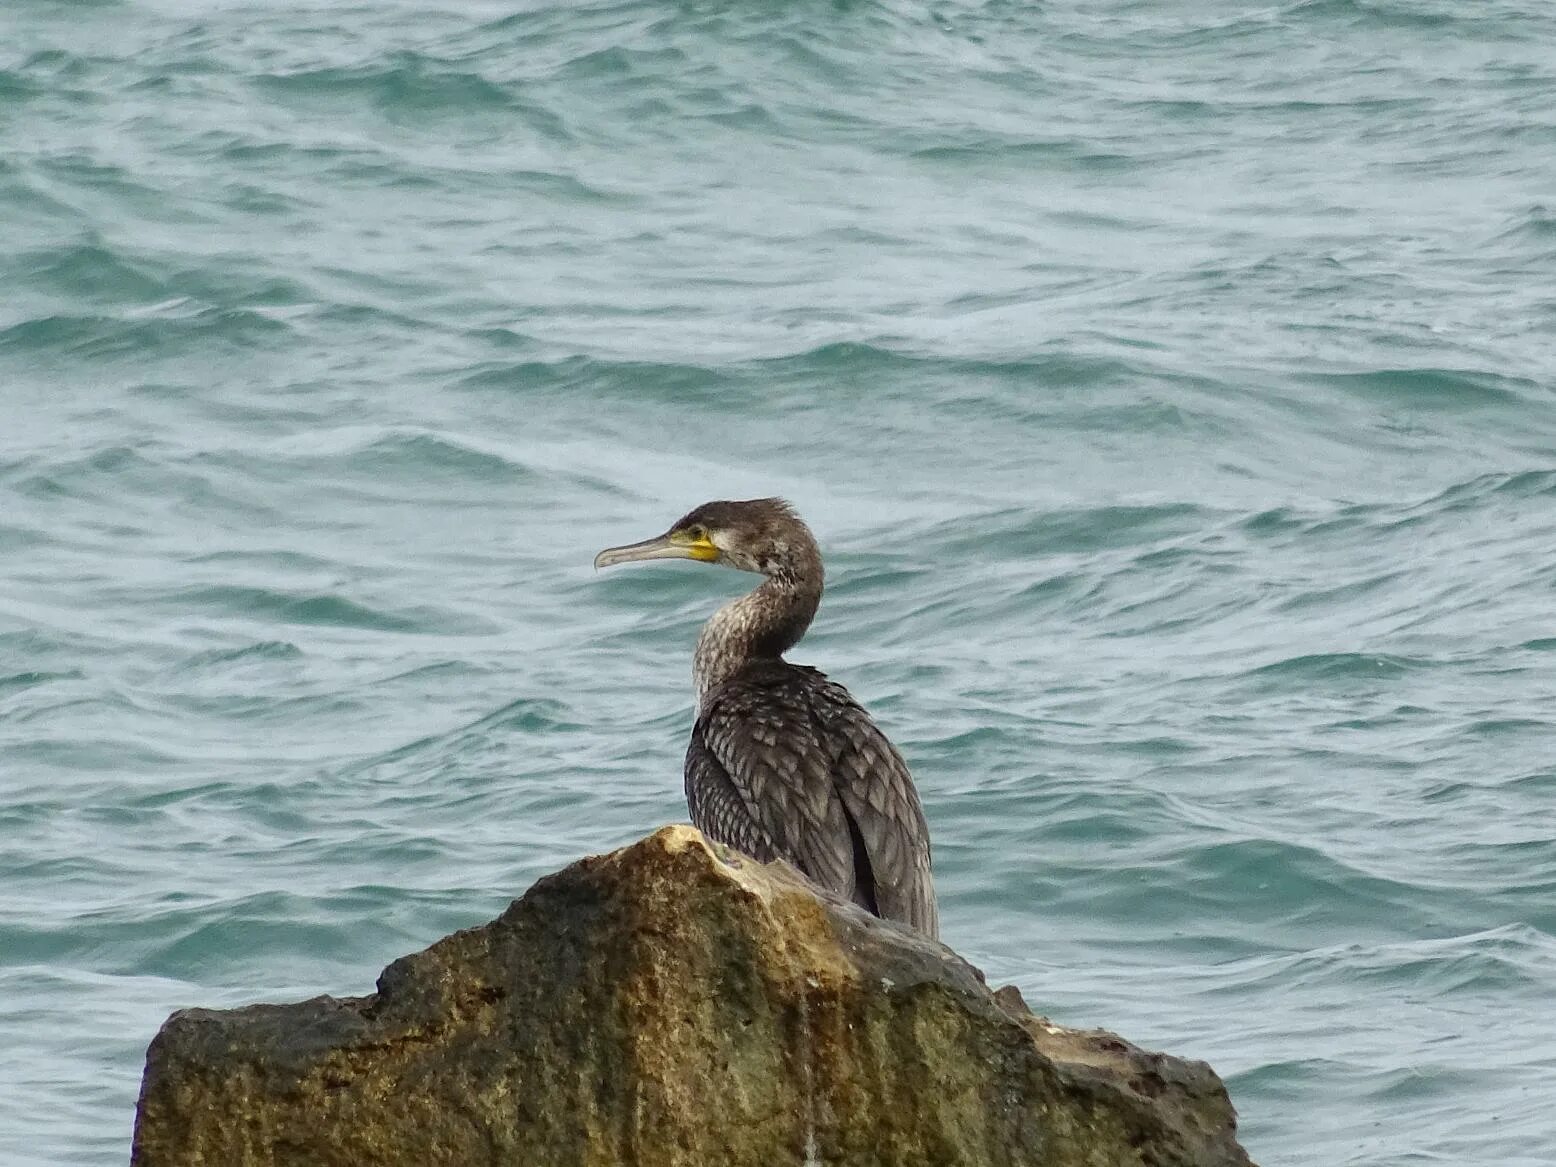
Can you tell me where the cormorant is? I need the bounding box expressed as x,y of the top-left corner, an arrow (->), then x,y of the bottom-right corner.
594,498 -> 938,938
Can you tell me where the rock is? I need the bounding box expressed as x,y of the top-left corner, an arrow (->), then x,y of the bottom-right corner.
132,825 -> 1255,1166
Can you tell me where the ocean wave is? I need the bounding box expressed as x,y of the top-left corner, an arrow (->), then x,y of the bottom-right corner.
0,669 -> 86,702
259,57 -> 517,111
1306,366 -> 1537,409
176,641 -> 304,669
168,585 -> 494,636
17,242 -> 169,303
0,306 -> 292,359
338,430 -> 539,485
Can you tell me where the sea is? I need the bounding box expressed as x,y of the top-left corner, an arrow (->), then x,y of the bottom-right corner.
2,1 -> 1553,1163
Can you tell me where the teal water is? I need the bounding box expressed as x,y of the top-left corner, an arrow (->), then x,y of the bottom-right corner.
3,1 -> 1555,1162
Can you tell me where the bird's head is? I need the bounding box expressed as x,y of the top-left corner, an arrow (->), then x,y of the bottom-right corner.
594,497 -> 820,581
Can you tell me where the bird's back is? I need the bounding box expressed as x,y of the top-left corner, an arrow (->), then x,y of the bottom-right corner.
685,658 -> 938,938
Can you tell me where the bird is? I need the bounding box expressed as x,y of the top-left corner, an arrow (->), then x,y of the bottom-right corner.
594,497 -> 938,938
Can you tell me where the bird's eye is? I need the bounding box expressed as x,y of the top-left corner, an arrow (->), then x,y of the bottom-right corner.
685,525 -> 707,541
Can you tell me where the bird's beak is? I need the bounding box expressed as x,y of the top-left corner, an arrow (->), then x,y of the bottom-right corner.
594,531 -> 718,570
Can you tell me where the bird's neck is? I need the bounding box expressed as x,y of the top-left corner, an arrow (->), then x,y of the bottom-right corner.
694,573 -> 822,705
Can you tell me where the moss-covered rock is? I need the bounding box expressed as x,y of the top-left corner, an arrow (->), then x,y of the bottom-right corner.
132,825 -> 1254,1166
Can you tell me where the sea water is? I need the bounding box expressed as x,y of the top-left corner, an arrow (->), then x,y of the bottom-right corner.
2,2 -> 1554,1163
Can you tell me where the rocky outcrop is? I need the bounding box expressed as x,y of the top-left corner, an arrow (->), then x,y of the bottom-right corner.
131,825 -> 1254,1166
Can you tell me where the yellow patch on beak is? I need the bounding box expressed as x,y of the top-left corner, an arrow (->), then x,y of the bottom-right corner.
677,534 -> 719,562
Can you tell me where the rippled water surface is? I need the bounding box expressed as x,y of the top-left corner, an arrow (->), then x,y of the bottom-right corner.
3,1 -> 1555,1163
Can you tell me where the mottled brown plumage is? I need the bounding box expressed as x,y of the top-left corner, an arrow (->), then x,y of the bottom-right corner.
595,498 -> 938,938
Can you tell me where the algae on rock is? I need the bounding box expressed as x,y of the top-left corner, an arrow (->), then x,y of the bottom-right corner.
132,825 -> 1255,1167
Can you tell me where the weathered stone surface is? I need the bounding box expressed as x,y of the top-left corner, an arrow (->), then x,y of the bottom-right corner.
132,825 -> 1255,1166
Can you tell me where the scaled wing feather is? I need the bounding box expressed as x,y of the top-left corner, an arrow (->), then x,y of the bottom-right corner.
684,660 -> 937,937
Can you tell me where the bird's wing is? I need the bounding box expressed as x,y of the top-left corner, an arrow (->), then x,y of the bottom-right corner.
687,667 -> 859,904
803,673 -> 939,939
684,728 -> 781,863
